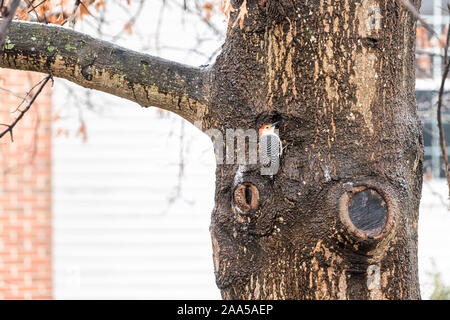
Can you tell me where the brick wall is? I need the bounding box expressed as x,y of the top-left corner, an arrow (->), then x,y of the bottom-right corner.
0,69 -> 52,299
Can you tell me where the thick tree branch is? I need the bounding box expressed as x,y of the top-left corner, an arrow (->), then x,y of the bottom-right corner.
0,0 -> 20,45
0,20 -> 210,124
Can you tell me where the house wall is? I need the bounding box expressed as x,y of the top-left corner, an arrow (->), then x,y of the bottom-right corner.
0,70 -> 52,299
51,90 -> 220,299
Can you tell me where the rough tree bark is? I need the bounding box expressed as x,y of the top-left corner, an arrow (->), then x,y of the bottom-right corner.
1,0 -> 423,299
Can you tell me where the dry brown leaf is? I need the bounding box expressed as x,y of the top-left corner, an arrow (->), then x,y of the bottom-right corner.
124,22 -> 133,34
203,2 -> 214,21
76,120 -> 88,142
52,112 -> 61,122
77,1 -> 90,21
96,0 -> 105,11
221,0 -> 235,22
16,8 -> 30,21
55,127 -> 63,137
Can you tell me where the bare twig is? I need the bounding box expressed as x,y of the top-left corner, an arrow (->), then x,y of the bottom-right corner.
416,48 -> 447,58
11,75 -> 53,113
110,0 -> 145,42
0,0 -> 21,47
168,0 -> 224,37
0,75 -> 52,142
61,0 -> 82,27
437,21 -> 450,198
154,0 -> 167,55
397,0 -> 438,38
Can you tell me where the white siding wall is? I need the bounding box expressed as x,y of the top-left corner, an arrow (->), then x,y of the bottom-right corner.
418,180 -> 450,299
52,96 -> 220,299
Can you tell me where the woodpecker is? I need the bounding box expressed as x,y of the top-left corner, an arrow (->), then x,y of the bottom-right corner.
259,121 -> 282,176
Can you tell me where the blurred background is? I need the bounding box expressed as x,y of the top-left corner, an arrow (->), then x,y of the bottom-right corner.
0,0 -> 449,300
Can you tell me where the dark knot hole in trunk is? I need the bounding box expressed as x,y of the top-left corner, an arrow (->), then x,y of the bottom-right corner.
233,183 -> 260,214
348,189 -> 387,237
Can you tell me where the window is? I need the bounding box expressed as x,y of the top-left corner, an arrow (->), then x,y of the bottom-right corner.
421,1 -> 434,15
441,0 -> 449,15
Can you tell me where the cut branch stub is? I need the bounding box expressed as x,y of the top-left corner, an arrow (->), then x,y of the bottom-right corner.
339,186 -> 395,241
233,183 -> 260,214
349,189 -> 387,236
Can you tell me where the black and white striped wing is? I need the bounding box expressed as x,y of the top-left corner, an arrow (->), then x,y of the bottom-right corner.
259,134 -> 281,167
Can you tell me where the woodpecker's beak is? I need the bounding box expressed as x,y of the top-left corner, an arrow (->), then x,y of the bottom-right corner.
272,121 -> 281,128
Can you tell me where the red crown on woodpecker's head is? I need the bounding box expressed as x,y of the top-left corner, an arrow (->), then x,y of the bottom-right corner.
259,124 -> 273,136
259,121 -> 281,136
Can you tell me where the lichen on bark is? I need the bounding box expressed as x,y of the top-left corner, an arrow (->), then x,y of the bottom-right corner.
0,0 -> 424,300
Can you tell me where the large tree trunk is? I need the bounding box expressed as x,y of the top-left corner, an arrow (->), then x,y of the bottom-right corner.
1,0 -> 423,300
207,0 -> 423,299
